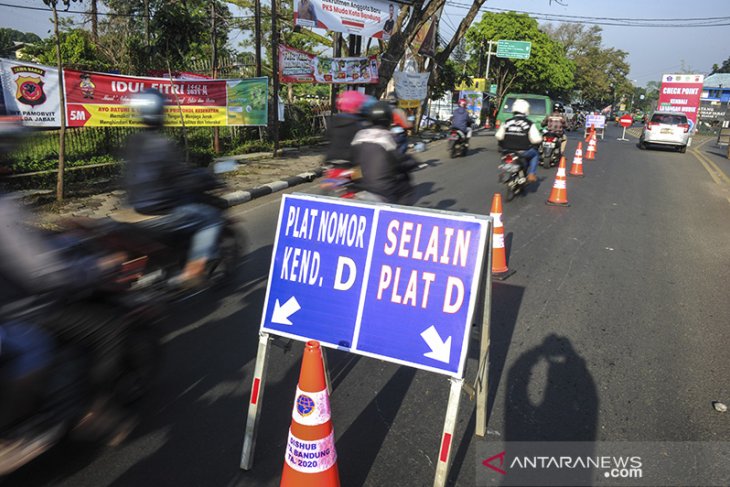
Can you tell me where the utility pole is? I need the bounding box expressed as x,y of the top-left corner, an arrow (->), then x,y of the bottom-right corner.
211,0 -> 220,154
144,0 -> 150,62
329,33 -> 341,113
89,0 -> 98,42
271,0 -> 280,156
254,0 -> 261,77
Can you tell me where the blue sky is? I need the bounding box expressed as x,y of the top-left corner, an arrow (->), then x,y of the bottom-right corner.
1,0 -> 728,87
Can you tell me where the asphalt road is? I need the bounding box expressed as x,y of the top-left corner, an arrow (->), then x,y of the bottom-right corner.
3,126 -> 729,486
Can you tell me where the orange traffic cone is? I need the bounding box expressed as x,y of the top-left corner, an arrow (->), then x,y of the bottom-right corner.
546,157 -> 570,206
484,118 -> 492,129
585,136 -> 596,160
569,142 -> 584,177
281,341 -> 340,487
585,126 -> 595,143
591,132 -> 598,156
490,193 -> 513,280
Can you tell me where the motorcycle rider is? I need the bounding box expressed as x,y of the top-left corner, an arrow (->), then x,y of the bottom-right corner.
0,118 -> 129,459
352,101 -> 420,205
324,90 -> 367,164
451,98 -> 473,147
495,98 -> 543,184
124,89 -> 223,287
541,102 -> 568,156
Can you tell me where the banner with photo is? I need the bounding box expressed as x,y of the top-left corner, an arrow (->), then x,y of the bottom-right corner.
280,45 -> 378,84
294,0 -> 399,40
64,70 -> 268,127
459,90 -> 483,120
0,58 -> 62,127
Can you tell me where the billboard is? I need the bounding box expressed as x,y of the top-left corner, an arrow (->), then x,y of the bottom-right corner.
0,58 -> 62,127
657,73 -> 704,125
393,71 -> 430,108
64,70 -> 268,127
279,45 -> 378,84
293,0 -> 399,40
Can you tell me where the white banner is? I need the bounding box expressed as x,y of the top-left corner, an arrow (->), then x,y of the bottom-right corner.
294,0 -> 399,40
0,58 -> 61,127
393,71 -> 430,103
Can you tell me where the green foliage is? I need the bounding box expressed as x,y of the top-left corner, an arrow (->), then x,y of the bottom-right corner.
0,28 -> 42,57
23,29 -> 111,71
710,56 -> 730,74
465,12 -> 574,103
544,23 -> 631,106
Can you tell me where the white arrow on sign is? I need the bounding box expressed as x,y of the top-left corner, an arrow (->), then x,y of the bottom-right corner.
272,297 -> 301,325
420,325 -> 452,364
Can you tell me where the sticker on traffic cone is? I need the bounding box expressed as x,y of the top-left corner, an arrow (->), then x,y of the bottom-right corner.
281,341 -> 340,487
489,193 -> 514,280
585,136 -> 596,160
591,132 -> 599,156
546,157 -> 570,206
569,142 -> 584,177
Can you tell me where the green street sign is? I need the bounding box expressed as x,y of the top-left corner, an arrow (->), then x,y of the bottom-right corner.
496,40 -> 532,60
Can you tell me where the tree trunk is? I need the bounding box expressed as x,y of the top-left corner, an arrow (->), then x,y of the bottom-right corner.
90,0 -> 98,42
211,1 -> 220,154
52,4 -> 66,202
270,0 -> 280,156
370,0 -> 446,98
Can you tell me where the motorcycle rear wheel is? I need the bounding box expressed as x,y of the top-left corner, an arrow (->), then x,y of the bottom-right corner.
207,226 -> 243,287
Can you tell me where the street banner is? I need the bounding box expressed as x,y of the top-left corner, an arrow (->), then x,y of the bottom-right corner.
293,0 -> 399,40
279,45 -> 378,84
699,99 -> 727,123
459,90 -> 483,120
64,69 -> 268,127
260,194 -> 489,377
0,58 -> 62,127
455,77 -> 486,92
394,71 -> 430,107
657,73 -> 704,125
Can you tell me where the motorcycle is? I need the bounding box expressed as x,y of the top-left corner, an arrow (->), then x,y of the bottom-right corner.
68,164 -> 245,299
319,162 -> 362,200
539,131 -> 562,168
498,151 -> 530,202
448,129 -> 468,158
0,243 -> 162,475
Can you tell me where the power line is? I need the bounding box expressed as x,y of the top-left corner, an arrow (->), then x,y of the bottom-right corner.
0,1 -> 253,20
444,2 -> 730,28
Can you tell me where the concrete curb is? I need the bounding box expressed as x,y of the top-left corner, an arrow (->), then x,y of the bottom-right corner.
221,167 -> 324,207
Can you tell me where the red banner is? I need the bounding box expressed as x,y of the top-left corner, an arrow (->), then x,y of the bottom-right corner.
657,73 -> 704,125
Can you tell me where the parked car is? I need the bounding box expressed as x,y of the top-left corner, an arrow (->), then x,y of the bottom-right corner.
495,94 -> 552,129
638,111 -> 691,153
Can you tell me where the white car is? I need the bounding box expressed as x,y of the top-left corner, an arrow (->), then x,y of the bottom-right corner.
639,111 -> 691,153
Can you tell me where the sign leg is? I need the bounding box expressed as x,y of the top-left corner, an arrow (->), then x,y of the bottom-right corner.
240,332 -> 272,470
434,378 -> 465,487
476,223 -> 492,438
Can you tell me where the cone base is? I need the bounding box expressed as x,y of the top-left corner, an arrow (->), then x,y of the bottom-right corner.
568,173 -> 584,177
492,269 -> 515,281
546,200 -> 570,206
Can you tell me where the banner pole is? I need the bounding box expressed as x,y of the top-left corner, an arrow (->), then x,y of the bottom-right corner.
271,0 -> 280,157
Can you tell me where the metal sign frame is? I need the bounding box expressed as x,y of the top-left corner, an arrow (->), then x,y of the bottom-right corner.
240,194 -> 494,487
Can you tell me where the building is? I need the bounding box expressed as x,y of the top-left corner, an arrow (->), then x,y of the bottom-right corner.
701,73 -> 730,103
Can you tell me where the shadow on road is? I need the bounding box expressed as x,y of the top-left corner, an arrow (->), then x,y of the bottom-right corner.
336,367 -> 417,487
504,334 -> 598,442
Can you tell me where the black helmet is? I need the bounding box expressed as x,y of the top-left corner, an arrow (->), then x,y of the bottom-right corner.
130,88 -> 166,126
368,100 -> 393,128
553,102 -> 564,113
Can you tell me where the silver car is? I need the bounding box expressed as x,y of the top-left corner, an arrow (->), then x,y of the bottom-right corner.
639,111 -> 691,153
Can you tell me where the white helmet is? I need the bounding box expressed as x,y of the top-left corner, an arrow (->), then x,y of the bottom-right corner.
512,98 -> 530,116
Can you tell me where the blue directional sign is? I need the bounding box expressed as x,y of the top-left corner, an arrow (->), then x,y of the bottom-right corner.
261,194 -> 490,377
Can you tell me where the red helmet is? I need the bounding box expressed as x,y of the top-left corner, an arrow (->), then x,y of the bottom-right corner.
458,98 -> 467,108
336,90 -> 366,114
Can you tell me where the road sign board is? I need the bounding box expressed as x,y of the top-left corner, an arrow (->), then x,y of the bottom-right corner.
489,84 -> 497,95
496,40 -> 531,60
586,114 -> 606,129
261,194 -> 490,377
619,114 -> 633,128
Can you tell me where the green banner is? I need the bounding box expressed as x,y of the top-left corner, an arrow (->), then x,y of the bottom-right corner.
226,77 -> 269,126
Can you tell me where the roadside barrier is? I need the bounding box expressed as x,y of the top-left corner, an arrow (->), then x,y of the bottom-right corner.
280,341 -> 340,487
490,193 -> 513,280
546,156 -> 570,206
569,142 -> 584,177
